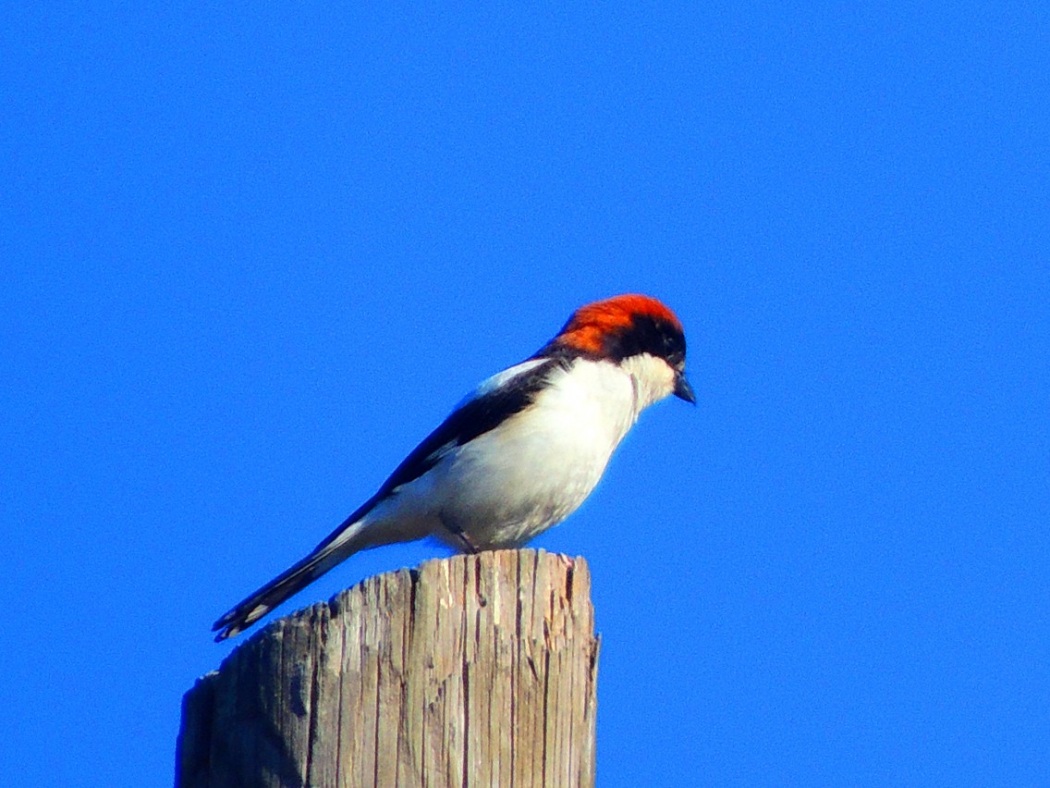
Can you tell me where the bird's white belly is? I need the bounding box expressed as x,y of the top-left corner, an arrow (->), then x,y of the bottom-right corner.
435,360 -> 639,548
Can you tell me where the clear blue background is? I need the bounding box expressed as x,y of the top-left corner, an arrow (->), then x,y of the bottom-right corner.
3,5 -> 1048,785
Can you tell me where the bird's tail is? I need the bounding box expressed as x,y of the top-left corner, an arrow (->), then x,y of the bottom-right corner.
212,519 -> 368,642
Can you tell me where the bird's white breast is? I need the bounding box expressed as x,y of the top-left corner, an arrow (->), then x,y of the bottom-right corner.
436,358 -> 642,547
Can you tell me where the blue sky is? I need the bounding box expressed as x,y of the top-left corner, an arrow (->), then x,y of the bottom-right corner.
3,4 -> 1048,785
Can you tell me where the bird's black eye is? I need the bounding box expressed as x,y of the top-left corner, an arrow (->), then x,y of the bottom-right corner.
612,314 -> 686,366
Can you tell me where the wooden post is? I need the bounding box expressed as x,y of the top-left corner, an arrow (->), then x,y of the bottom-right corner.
176,549 -> 599,788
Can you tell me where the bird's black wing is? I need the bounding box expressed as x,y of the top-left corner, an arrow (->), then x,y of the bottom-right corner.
312,357 -> 564,552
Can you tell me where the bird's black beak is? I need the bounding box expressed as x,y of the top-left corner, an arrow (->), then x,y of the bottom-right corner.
674,372 -> 696,404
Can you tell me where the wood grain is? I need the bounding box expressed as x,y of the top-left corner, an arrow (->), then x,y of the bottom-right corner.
177,549 -> 599,787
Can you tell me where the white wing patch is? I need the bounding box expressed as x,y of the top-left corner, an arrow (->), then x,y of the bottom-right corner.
453,357 -> 549,409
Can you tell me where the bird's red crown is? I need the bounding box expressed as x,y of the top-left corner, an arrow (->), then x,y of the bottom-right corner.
552,294 -> 684,355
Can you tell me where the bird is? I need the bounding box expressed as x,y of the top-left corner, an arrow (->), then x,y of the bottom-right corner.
213,294 -> 694,641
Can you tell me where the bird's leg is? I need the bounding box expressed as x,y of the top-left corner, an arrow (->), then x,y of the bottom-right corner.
440,514 -> 481,554
455,532 -> 481,554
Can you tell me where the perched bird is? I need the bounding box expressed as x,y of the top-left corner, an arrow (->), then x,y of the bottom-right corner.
213,294 -> 694,641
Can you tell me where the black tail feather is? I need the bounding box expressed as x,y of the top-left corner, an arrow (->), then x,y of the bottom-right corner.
212,525 -> 366,641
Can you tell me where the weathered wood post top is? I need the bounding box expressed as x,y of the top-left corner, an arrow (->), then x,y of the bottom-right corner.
176,548 -> 599,787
